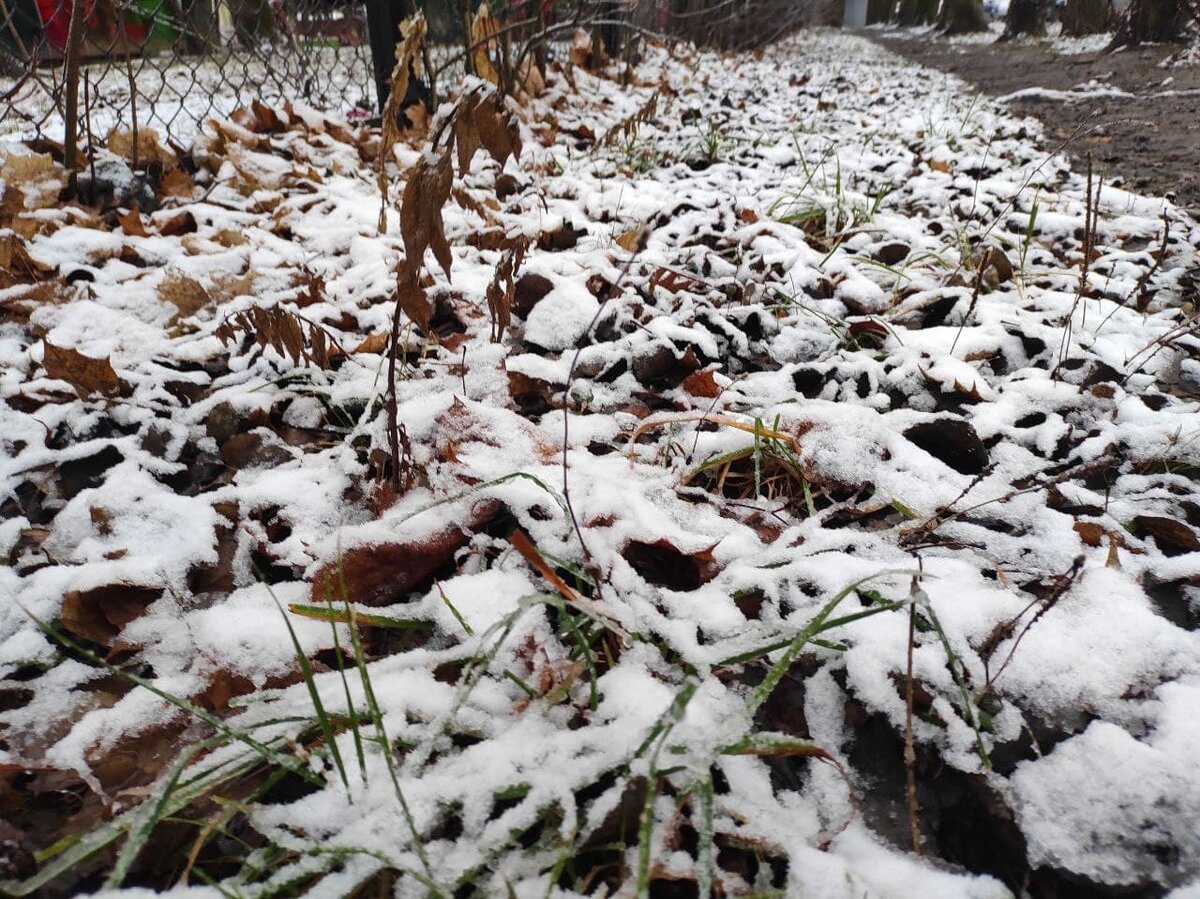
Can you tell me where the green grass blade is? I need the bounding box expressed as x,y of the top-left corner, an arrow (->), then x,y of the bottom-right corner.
745,571 -> 912,718
23,611 -> 320,785
104,747 -> 194,889
269,590 -> 349,790
914,588 -> 992,770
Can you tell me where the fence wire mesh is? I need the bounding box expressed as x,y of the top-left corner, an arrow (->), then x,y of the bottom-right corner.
1,0 -> 377,142
0,0 -> 823,147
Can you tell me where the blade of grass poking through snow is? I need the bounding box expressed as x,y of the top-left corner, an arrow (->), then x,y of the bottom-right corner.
104,745 -> 196,889
694,775 -> 715,899
22,610 -> 321,785
287,602 -> 434,632
716,595 -> 906,667
913,587 -> 991,770
6,723 -> 293,896
743,572 -> 912,718
753,416 -> 763,497
324,585 -> 367,783
436,582 -> 474,636
635,679 -> 698,899
399,471 -> 568,525
335,577 -> 439,891
267,588 -> 349,790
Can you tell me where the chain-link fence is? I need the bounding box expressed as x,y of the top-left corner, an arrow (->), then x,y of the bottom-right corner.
0,0 -> 824,148
0,0 -> 377,143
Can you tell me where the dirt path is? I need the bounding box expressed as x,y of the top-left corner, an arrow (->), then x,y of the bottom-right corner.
871,32 -> 1200,217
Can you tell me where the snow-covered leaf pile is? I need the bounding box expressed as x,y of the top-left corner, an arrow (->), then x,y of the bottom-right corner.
3,30 -> 1200,898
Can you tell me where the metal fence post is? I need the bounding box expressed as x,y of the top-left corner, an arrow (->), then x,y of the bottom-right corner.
365,0 -> 429,119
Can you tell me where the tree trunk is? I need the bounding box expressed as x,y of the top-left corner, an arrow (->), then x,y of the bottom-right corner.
1003,0 -> 1047,36
897,0 -> 937,25
1112,0 -> 1199,45
938,0 -> 988,33
1061,0 -> 1113,35
867,0 -> 892,24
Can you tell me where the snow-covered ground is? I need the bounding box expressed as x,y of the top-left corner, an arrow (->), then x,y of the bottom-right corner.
2,28 -> 1200,898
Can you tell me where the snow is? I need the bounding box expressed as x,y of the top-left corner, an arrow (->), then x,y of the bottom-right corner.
2,25 -> 1200,899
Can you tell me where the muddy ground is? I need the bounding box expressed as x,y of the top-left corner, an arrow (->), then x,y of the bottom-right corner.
871,32 -> 1200,217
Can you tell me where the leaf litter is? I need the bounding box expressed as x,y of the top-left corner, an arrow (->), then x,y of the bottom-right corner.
2,29 -> 1200,899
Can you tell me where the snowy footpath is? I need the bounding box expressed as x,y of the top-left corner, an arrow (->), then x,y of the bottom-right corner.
2,29 -> 1200,898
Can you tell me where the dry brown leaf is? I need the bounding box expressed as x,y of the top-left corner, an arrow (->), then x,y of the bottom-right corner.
396,266 -> 432,332
1073,521 -> 1107,547
230,99 -> 284,135
979,246 -> 1015,285
681,369 -> 722,398
42,341 -> 123,397
399,147 -> 454,284
485,237 -> 529,342
214,305 -> 339,369
453,88 -> 522,176
615,226 -> 644,252
0,151 -> 66,213
158,271 -> 211,321
117,207 -> 149,237
622,538 -> 720,591
470,2 -> 502,86
159,168 -> 195,199
403,101 -> 431,137
353,332 -> 390,354
106,127 -> 175,169
569,28 -> 593,68
309,502 -> 499,606
376,13 -> 428,232
0,232 -> 53,288
61,583 -> 163,645
452,185 -> 499,225
151,209 -> 197,236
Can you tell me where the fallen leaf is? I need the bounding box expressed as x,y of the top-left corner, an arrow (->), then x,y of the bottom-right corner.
151,209 -> 197,236
903,418 -> 989,475
158,168 -> 194,199
1073,521 -> 1107,547
622,538 -> 720,590
308,502 -> 500,606
0,232 -> 53,287
42,341 -> 123,397
615,226 -> 644,252
1133,515 -> 1200,556
106,126 -> 175,169
681,369 -> 722,398
158,272 -> 210,321
353,332 -> 390,354
60,582 -> 163,645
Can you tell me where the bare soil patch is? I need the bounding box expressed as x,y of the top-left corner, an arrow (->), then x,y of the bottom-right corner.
873,32 -> 1200,217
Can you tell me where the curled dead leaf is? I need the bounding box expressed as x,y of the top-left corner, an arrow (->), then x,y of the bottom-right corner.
400,148 -> 454,280
453,87 -> 522,175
